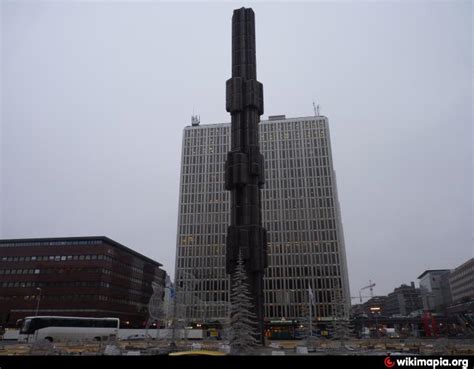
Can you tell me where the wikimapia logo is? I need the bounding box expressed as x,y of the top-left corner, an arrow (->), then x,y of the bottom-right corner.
385,357 -> 396,368
384,356 -> 470,369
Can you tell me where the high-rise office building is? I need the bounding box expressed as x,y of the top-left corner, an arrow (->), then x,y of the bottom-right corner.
174,115 -> 350,323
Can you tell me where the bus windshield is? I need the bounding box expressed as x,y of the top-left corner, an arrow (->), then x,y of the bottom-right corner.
20,318 -> 32,334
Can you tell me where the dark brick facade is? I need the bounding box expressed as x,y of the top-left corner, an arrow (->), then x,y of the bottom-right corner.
0,236 -> 165,328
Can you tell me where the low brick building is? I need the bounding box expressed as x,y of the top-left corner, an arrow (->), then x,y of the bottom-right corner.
0,236 -> 166,327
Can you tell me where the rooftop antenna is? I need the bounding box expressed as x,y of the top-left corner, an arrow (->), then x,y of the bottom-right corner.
312,100 -> 320,116
191,106 -> 200,126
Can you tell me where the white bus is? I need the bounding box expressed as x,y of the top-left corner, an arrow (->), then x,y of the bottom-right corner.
18,316 -> 119,343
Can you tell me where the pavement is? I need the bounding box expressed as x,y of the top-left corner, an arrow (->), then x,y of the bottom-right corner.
0,338 -> 473,356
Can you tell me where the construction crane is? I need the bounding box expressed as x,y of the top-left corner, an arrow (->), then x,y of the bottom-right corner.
358,280 -> 376,303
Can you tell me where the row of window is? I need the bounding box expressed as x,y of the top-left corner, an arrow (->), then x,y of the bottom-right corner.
266,228 -> 338,244
184,124 -> 327,145
171,298 -> 345,322
185,118 -> 326,135
261,119 -> 327,129
1,252 -> 160,284
179,305 -> 229,320
0,240 -> 103,248
264,286 -> 344,305
0,253 -> 162,282
177,227 -> 339,246
282,119 -> 326,128
264,158 -> 331,171
0,267 -> 152,289
0,254 -> 112,263
178,233 -> 226,246
184,127 -> 327,147
183,140 -> 329,161
176,256 -> 341,278
179,205 -> 336,224
0,279 -> 155,299
179,173 -> 334,195
265,302 -> 337,319
176,253 -> 226,270
177,240 -> 338,256
177,243 -> 223,254
178,229 -> 338,247
449,264 -> 474,282
181,147 -> 330,169
178,200 -> 336,220
0,267 -> 104,276
0,294 -> 148,308
265,273 -> 342,290
179,183 -> 334,203
266,252 -> 341,270
265,134 -> 328,147
0,280 -> 109,288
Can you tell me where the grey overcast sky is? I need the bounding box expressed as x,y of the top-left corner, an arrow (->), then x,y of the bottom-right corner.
1,0 -> 472,299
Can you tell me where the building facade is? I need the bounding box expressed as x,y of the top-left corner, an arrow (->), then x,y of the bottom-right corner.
174,115 -> 350,323
385,283 -> 422,317
449,259 -> 474,304
351,296 -> 388,317
447,258 -> 474,315
418,270 -> 452,315
0,237 -> 166,327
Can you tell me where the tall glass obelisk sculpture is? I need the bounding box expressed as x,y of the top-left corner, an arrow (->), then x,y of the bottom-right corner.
225,7 -> 267,343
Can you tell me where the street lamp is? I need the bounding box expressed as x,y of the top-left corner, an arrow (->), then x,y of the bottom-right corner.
35,288 -> 42,316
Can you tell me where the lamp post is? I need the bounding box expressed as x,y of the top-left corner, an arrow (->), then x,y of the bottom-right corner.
35,288 -> 42,316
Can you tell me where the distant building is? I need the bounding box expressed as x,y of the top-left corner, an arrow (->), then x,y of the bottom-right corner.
0,237 -> 166,327
385,282 -> 422,317
351,296 -> 388,317
174,115 -> 351,323
418,269 -> 452,315
447,258 -> 474,315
